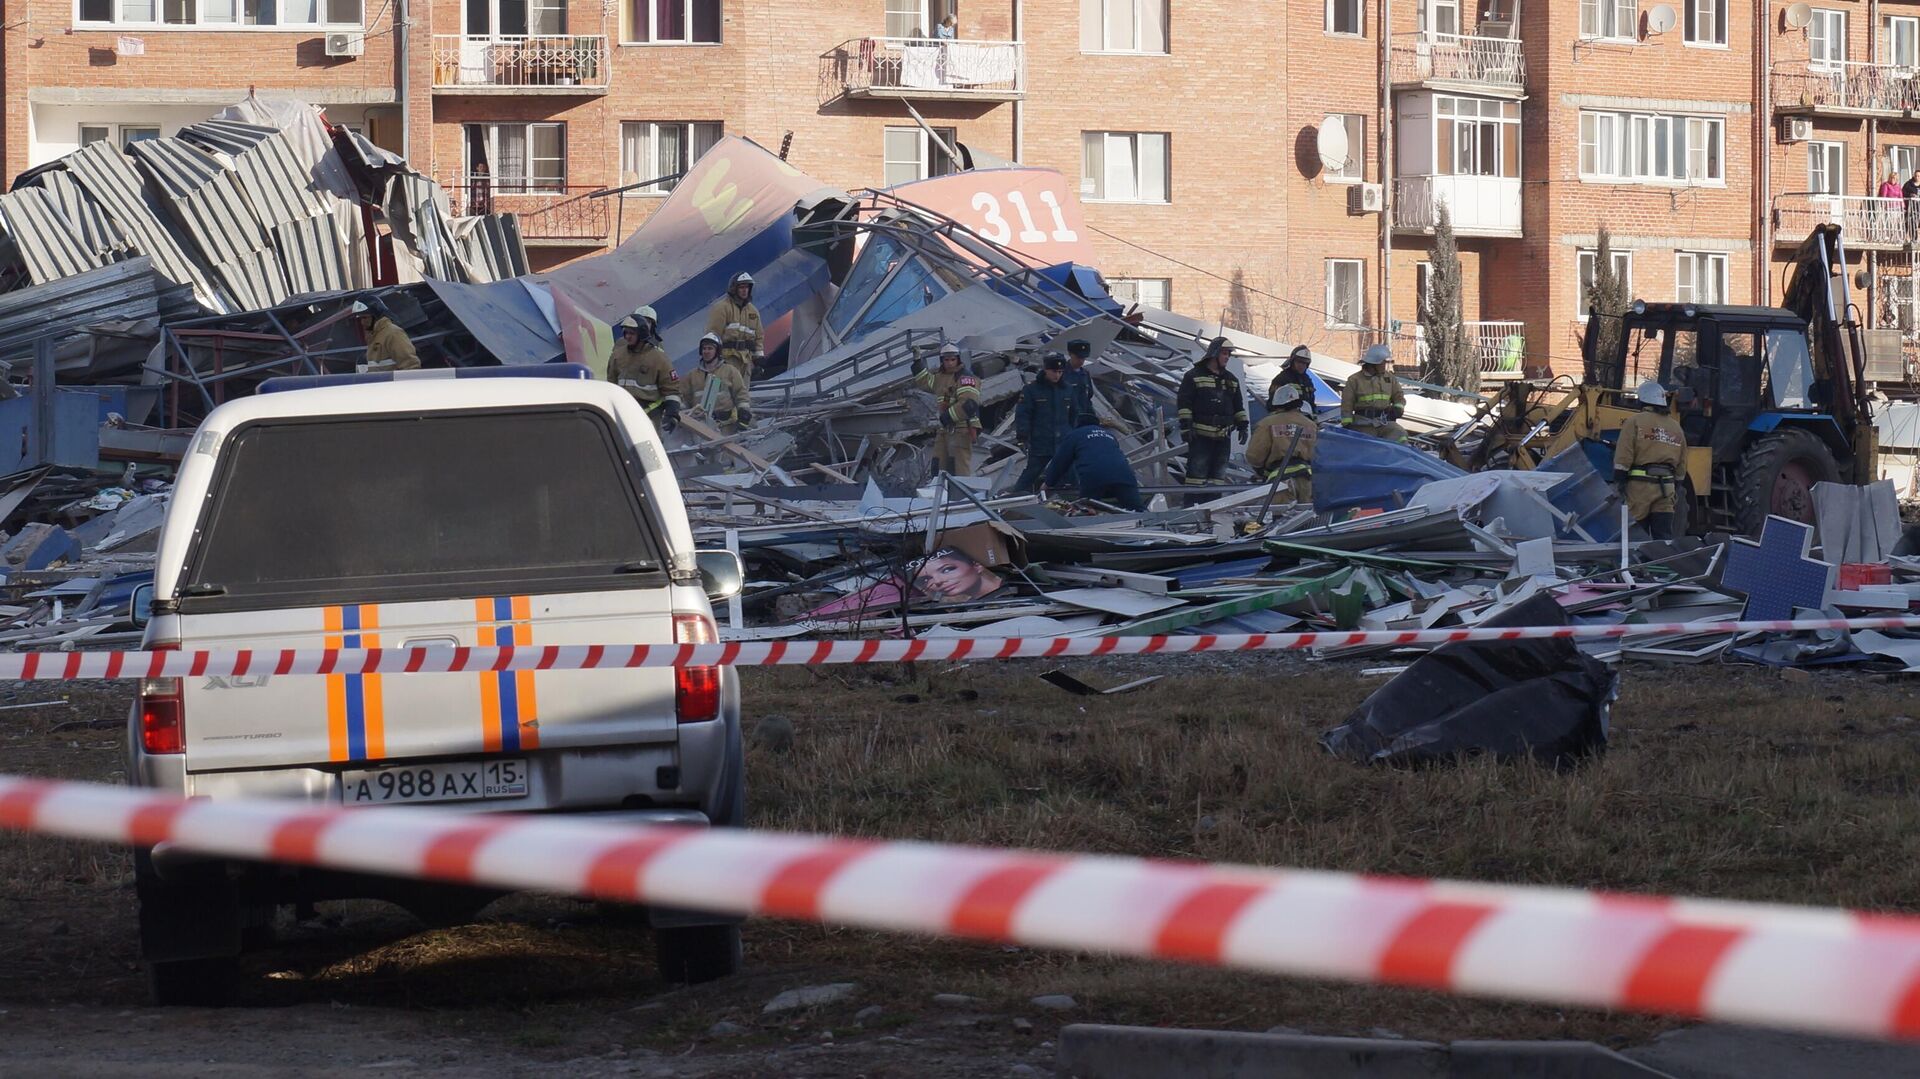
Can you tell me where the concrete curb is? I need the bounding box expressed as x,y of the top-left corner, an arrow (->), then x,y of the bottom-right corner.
1055,1025 -> 1678,1079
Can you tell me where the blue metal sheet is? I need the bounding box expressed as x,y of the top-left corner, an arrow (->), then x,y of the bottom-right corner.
422,277 -> 564,366
1311,426 -> 1466,515
1722,516 -> 1836,620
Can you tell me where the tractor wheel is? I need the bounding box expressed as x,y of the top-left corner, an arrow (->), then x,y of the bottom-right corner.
1733,428 -> 1840,536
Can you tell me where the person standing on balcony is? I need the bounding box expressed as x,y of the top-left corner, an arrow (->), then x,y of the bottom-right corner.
705,271 -> 764,383
1880,170 -> 1903,240
468,161 -> 493,216
935,13 -> 957,38
1904,170 -> 1920,239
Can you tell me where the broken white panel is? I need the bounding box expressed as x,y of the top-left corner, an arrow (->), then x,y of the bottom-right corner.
1042,588 -> 1188,618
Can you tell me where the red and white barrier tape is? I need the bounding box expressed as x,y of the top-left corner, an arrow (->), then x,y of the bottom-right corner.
4,615 -> 1917,679
0,774 -> 1916,1040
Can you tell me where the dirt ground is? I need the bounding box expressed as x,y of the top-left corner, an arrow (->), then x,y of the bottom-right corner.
1,654 -> 1917,1076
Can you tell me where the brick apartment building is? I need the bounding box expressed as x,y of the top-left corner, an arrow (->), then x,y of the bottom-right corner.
3,0 -> 1918,381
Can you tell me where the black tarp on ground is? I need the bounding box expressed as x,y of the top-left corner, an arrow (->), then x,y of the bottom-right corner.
1320,593 -> 1617,768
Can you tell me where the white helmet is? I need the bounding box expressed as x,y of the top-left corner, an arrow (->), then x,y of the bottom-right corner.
1637,379 -> 1669,408
939,341 -> 961,357
349,300 -> 371,316
699,331 -> 722,352
632,304 -> 658,324
1361,344 -> 1392,367
1270,382 -> 1304,409
729,271 -> 754,289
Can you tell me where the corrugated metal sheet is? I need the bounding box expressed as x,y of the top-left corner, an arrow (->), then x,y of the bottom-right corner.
0,188 -> 111,285
59,142 -> 227,313
126,137 -> 288,312
0,256 -> 200,366
35,173 -> 128,264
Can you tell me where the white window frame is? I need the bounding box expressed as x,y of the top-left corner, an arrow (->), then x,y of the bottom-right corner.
1886,15 -> 1920,69
1579,0 -> 1638,41
1421,0 -> 1461,36
619,121 -> 722,196
1325,0 -> 1363,36
1080,0 -> 1169,54
1577,109 -> 1724,186
1684,0 -> 1725,45
80,123 -> 161,149
1106,277 -> 1170,310
1809,8 -> 1847,69
1325,259 -> 1365,329
883,125 -> 959,186
1325,113 -> 1366,183
1889,145 -> 1920,187
1080,131 -> 1171,203
1808,140 -> 1846,196
1675,251 -> 1729,305
621,0 -> 721,44
74,0 -> 361,27
466,122 -> 567,193
1576,248 -> 1634,318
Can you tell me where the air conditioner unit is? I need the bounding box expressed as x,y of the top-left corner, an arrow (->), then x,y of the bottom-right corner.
1347,182 -> 1384,215
1781,116 -> 1814,143
324,31 -> 364,58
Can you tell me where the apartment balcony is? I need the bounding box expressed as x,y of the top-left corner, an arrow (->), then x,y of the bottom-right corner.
431,35 -> 610,94
819,37 -> 1025,102
1393,175 -> 1522,238
1466,321 -> 1527,380
1771,193 -> 1912,251
447,178 -> 610,246
1773,60 -> 1919,118
1389,32 -> 1526,96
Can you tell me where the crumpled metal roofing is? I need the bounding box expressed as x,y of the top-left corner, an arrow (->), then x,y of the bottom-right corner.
127,136 -> 288,312
177,119 -> 352,296
0,188 -> 112,285
0,255 -> 198,367
57,141 -> 227,313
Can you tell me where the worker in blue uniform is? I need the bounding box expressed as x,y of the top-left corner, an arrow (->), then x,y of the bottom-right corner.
1043,422 -> 1146,510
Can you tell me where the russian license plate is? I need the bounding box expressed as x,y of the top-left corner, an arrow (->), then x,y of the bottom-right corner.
342,758 -> 529,806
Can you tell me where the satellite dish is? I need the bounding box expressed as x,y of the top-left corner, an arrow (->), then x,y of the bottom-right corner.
1316,117 -> 1350,176
1784,2 -> 1813,29
1646,4 -> 1677,33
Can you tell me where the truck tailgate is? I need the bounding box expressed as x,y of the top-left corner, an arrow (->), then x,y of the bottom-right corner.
179,589 -> 678,773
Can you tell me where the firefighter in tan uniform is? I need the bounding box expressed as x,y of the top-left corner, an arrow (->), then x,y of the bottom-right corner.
1246,381 -> 1318,504
607,306 -> 682,432
704,271 -> 764,383
1340,344 -> 1407,442
683,333 -> 752,433
352,299 -> 420,373
914,342 -> 982,475
1612,379 -> 1687,541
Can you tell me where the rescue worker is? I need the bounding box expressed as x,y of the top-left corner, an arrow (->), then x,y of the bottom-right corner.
1043,422 -> 1146,510
1012,352 -> 1076,493
1176,337 -> 1248,486
353,299 -> 419,373
1246,381 -> 1318,505
683,332 -> 752,433
1062,338 -> 1097,426
607,306 -> 681,432
1340,344 -> 1407,442
1612,379 -> 1687,541
705,271 -> 764,383
1267,344 -> 1317,412
914,342 -> 982,475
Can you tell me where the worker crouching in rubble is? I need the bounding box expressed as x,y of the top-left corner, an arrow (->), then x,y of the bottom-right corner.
915,342 -> 982,475
683,333 -> 752,433
1613,379 -> 1687,540
1043,422 -> 1146,511
706,271 -> 764,382
1176,337 -> 1248,486
1013,352 -> 1076,493
1340,345 -> 1406,442
352,299 -> 419,373
608,306 -> 682,433
1246,381 -> 1317,505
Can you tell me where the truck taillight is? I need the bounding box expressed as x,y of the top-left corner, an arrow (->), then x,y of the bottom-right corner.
140,641 -> 183,755
673,612 -> 720,724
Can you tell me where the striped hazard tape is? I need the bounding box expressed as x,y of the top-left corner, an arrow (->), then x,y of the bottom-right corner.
5,615 -> 1920,679
1,774 -> 1917,1042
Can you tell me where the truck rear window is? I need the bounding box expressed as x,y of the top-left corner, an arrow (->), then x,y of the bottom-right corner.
183,408 -> 664,606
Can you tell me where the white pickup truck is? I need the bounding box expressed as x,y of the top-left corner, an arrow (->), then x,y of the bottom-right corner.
127,365 -> 746,1005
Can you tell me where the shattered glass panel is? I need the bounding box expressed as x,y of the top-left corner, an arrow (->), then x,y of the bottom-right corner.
847,255 -> 945,342
826,231 -> 911,339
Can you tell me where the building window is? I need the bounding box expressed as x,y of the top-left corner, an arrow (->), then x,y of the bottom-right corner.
883,126 -> 958,186
1576,248 -> 1634,316
1888,145 -> 1919,187
1421,0 -> 1461,36
1324,114 -> 1366,182
1080,131 -> 1170,203
1577,110 -> 1723,184
1106,277 -> 1170,309
1325,259 -> 1365,329
1684,0 -> 1724,44
1809,9 -> 1846,68
619,122 -> 722,195
1578,0 -> 1636,40
885,0 -> 958,39
1326,0 -> 1362,35
464,122 -> 565,192
622,0 -> 721,43
1675,251 -> 1728,305
1808,141 -> 1845,195
78,0 -> 358,24
80,123 -> 160,149
1079,0 -> 1168,52
1436,95 -> 1520,177
1886,15 -> 1919,68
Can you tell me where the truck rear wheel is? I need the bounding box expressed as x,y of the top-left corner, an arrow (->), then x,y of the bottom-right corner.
136,850 -> 243,1006
1733,428 -> 1839,536
655,924 -> 742,984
